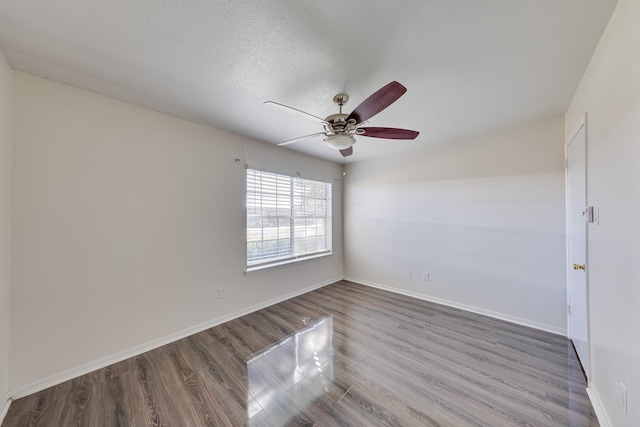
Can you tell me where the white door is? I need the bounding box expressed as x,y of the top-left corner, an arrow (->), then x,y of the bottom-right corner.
566,123 -> 589,378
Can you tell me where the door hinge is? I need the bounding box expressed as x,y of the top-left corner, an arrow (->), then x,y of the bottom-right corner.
567,304 -> 571,315
583,206 -> 595,223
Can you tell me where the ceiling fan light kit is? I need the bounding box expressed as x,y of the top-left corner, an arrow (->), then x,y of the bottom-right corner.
266,81 -> 419,157
324,134 -> 355,150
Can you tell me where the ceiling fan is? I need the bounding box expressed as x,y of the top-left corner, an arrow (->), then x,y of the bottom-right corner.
265,81 -> 419,157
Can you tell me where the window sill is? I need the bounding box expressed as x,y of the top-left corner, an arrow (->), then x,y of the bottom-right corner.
245,252 -> 333,275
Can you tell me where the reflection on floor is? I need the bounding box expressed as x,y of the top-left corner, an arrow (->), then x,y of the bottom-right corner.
2,280 -> 598,426
247,316 -> 333,424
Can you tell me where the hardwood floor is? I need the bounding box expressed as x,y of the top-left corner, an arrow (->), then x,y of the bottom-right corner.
2,280 -> 598,426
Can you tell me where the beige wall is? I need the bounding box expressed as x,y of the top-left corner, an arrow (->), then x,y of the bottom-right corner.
0,52 -> 12,413
9,71 -> 343,394
565,0 -> 640,424
344,115 -> 567,333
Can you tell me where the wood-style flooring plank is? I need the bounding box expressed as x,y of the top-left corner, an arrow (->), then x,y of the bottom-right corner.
2,280 -> 598,426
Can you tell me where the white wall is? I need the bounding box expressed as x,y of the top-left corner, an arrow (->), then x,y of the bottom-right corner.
0,52 -> 12,416
344,115 -> 567,333
9,71 -> 343,394
565,0 -> 640,424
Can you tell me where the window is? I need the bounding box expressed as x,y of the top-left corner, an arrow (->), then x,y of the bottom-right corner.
246,168 -> 332,270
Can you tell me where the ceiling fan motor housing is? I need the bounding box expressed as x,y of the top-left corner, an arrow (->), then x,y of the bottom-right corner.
325,113 -> 348,128
324,110 -> 359,149
324,113 -> 358,135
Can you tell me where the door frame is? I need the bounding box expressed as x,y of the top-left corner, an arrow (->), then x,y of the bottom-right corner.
565,113 -> 591,382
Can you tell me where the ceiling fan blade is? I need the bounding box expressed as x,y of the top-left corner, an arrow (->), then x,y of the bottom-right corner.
347,81 -> 407,124
339,147 -> 353,157
277,132 -> 326,146
360,127 -> 419,140
264,101 -> 329,124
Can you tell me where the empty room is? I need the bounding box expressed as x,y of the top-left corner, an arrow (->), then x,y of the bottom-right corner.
0,0 -> 638,426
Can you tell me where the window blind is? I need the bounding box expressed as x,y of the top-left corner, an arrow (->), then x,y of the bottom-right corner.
247,169 -> 332,269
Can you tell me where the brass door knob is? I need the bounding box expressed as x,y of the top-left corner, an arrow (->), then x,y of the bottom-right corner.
573,263 -> 586,271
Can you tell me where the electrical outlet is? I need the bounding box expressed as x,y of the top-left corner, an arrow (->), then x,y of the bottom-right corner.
406,269 -> 413,278
218,287 -> 225,299
423,272 -> 430,281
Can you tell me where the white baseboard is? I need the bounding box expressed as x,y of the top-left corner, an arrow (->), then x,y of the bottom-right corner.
0,396 -> 10,425
586,386 -> 612,427
344,276 -> 567,336
9,277 -> 340,400
8,275 -> 567,400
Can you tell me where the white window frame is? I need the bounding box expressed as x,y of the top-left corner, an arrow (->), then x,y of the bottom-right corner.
246,168 -> 332,272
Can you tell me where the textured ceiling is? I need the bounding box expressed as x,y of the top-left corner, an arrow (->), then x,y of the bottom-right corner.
0,0 -> 618,163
